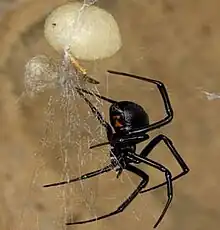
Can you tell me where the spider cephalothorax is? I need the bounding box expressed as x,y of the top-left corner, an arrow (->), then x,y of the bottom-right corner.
110,101 -> 149,133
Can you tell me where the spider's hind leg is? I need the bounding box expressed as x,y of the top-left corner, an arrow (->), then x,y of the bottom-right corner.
139,134 -> 189,193
128,152 -> 173,228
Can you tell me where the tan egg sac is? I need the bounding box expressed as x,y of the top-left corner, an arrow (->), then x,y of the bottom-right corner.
44,2 -> 122,61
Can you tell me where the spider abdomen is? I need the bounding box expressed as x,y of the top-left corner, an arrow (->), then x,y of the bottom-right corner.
109,101 -> 149,132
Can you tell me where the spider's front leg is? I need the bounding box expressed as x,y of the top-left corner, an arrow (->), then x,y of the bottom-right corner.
107,70 -> 174,134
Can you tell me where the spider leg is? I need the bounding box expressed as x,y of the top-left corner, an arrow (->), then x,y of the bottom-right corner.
75,87 -> 117,104
90,134 -> 149,150
90,141 -> 110,149
76,88 -> 113,140
43,164 -> 113,188
139,134 -> 189,193
116,133 -> 149,145
107,70 -> 173,134
128,152 -> 173,228
66,164 -> 149,225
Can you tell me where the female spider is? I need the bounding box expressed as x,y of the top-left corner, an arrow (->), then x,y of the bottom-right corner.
44,70 -> 189,228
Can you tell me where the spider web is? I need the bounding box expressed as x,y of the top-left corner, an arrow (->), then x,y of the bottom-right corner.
19,60 -> 156,230
18,51 -> 110,229
17,52 -> 164,230
17,56 -> 169,230
15,1 -> 110,226
15,2 -> 164,230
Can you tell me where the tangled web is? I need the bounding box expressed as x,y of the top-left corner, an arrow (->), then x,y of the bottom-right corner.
19,2 -> 153,229
21,51 -> 150,229
21,47 -> 113,230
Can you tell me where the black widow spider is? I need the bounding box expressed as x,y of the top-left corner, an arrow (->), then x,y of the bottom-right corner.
43,70 -> 189,228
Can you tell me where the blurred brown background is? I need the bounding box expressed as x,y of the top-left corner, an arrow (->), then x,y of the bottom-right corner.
1,0 -> 220,230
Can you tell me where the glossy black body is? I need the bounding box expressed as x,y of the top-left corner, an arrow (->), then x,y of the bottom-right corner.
109,101 -> 149,132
